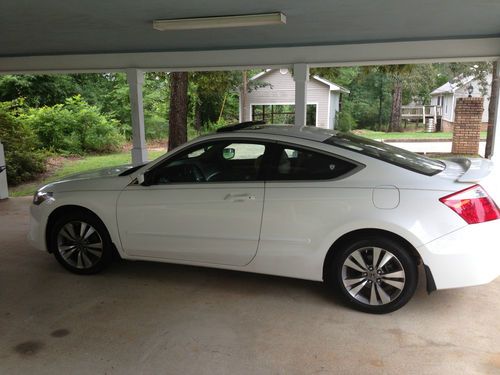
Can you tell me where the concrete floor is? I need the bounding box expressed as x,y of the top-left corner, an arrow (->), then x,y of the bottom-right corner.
1,197 -> 500,375
386,140 -> 486,157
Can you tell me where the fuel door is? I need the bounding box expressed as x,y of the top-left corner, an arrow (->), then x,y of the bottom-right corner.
372,185 -> 400,209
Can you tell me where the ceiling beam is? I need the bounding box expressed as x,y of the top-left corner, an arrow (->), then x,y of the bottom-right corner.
0,37 -> 499,74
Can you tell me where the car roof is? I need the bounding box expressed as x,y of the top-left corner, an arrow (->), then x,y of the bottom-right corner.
223,124 -> 339,143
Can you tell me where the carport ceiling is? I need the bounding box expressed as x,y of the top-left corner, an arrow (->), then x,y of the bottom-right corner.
2,0 -> 500,57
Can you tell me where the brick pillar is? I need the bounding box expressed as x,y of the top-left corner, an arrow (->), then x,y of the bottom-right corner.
452,97 -> 483,155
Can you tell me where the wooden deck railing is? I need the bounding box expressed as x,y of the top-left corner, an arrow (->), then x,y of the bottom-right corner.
401,105 -> 442,123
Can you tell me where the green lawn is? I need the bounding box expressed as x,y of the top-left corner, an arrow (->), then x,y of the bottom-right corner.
10,150 -> 165,197
357,130 -> 487,140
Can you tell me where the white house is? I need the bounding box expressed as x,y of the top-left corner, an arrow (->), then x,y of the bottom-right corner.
240,69 -> 349,129
430,75 -> 491,131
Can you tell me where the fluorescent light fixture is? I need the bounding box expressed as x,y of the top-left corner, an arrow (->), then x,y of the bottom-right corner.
153,12 -> 286,31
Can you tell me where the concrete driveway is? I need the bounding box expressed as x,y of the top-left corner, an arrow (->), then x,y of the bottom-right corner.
1,197 -> 500,375
386,140 -> 486,156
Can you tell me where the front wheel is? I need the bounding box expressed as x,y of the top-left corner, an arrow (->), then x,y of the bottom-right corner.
50,211 -> 113,274
330,237 -> 418,314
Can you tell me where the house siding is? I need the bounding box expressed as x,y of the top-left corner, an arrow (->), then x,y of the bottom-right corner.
430,75 -> 491,126
245,69 -> 336,129
329,91 -> 340,129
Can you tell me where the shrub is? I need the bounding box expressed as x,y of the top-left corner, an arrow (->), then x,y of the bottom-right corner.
22,95 -> 124,154
0,102 -> 47,185
145,114 -> 168,140
335,111 -> 357,132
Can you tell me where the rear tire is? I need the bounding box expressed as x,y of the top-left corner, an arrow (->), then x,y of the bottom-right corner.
329,237 -> 418,314
50,211 -> 113,275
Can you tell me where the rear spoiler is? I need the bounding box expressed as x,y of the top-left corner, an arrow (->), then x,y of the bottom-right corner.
449,157 -> 494,182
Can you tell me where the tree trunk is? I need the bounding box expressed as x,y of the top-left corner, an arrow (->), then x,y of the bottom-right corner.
388,79 -> 403,132
240,71 -> 250,122
485,63 -> 498,158
168,72 -> 188,150
378,75 -> 384,130
193,100 -> 202,132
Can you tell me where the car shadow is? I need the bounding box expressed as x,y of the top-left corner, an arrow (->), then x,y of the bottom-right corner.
105,257 -> 350,308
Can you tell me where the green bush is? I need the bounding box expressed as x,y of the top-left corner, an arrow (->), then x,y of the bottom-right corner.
145,114 -> 168,140
0,102 -> 47,185
335,111 -> 357,132
22,95 -> 124,154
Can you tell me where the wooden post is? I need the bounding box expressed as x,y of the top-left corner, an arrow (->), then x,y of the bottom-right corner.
0,142 -> 8,199
126,69 -> 147,166
240,71 -> 251,122
490,60 -> 500,161
293,63 -> 309,127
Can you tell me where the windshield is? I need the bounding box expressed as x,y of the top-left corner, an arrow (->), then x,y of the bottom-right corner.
325,133 -> 445,176
119,163 -> 147,176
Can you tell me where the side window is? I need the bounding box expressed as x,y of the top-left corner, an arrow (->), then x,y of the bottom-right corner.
149,141 -> 268,184
268,145 -> 357,181
224,143 -> 265,160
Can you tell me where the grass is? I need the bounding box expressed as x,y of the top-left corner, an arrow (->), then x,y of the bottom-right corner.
10,150 -> 165,197
356,129 -> 487,140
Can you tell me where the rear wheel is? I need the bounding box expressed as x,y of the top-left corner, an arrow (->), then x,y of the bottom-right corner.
330,237 -> 418,314
50,211 -> 113,274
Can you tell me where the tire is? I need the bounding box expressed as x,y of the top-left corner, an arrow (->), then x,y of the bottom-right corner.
50,211 -> 113,275
330,236 -> 418,314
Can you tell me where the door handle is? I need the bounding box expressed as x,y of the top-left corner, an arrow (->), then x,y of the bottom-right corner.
224,193 -> 256,202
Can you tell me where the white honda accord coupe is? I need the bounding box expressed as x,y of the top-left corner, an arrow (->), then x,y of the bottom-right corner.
29,123 -> 500,313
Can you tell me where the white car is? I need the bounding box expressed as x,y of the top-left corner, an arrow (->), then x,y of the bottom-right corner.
29,123 -> 500,313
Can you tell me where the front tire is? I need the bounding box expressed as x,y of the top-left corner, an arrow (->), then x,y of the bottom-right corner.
50,211 -> 113,274
330,237 -> 418,314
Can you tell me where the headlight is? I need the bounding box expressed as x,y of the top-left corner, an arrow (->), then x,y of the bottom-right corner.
33,191 -> 53,205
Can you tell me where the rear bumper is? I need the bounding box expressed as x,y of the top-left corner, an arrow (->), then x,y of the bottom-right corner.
418,219 -> 500,290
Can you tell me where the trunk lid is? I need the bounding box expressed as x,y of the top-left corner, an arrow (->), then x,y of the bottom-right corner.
447,157 -> 494,183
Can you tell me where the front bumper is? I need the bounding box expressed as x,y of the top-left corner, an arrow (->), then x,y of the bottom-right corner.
28,203 -> 48,252
418,219 -> 500,290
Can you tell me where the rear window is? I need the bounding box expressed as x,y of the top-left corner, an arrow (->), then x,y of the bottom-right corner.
267,145 -> 358,181
325,133 -> 445,176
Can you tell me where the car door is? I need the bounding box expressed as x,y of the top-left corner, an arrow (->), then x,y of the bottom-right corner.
258,142 -> 362,265
116,139 -> 270,266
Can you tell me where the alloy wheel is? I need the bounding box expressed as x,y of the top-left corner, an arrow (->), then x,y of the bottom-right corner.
341,247 -> 406,306
56,221 -> 104,269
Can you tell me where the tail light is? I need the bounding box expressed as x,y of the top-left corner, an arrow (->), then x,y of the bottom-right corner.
440,184 -> 500,224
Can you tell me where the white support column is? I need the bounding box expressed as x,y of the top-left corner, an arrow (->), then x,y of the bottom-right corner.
126,69 -> 147,166
293,63 -> 309,127
0,142 -> 8,199
491,60 -> 500,163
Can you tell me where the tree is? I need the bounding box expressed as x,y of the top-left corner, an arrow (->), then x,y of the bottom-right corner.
189,71 -> 241,130
388,77 -> 403,132
486,62 -> 498,158
0,74 -> 78,107
240,71 -> 250,122
373,65 -> 415,132
168,72 -> 188,150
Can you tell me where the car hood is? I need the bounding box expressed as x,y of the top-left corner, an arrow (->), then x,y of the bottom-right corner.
38,164 -> 136,193
61,164 -> 135,180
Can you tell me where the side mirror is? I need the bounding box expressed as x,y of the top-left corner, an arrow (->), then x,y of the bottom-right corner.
137,172 -> 152,186
223,147 -> 236,160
